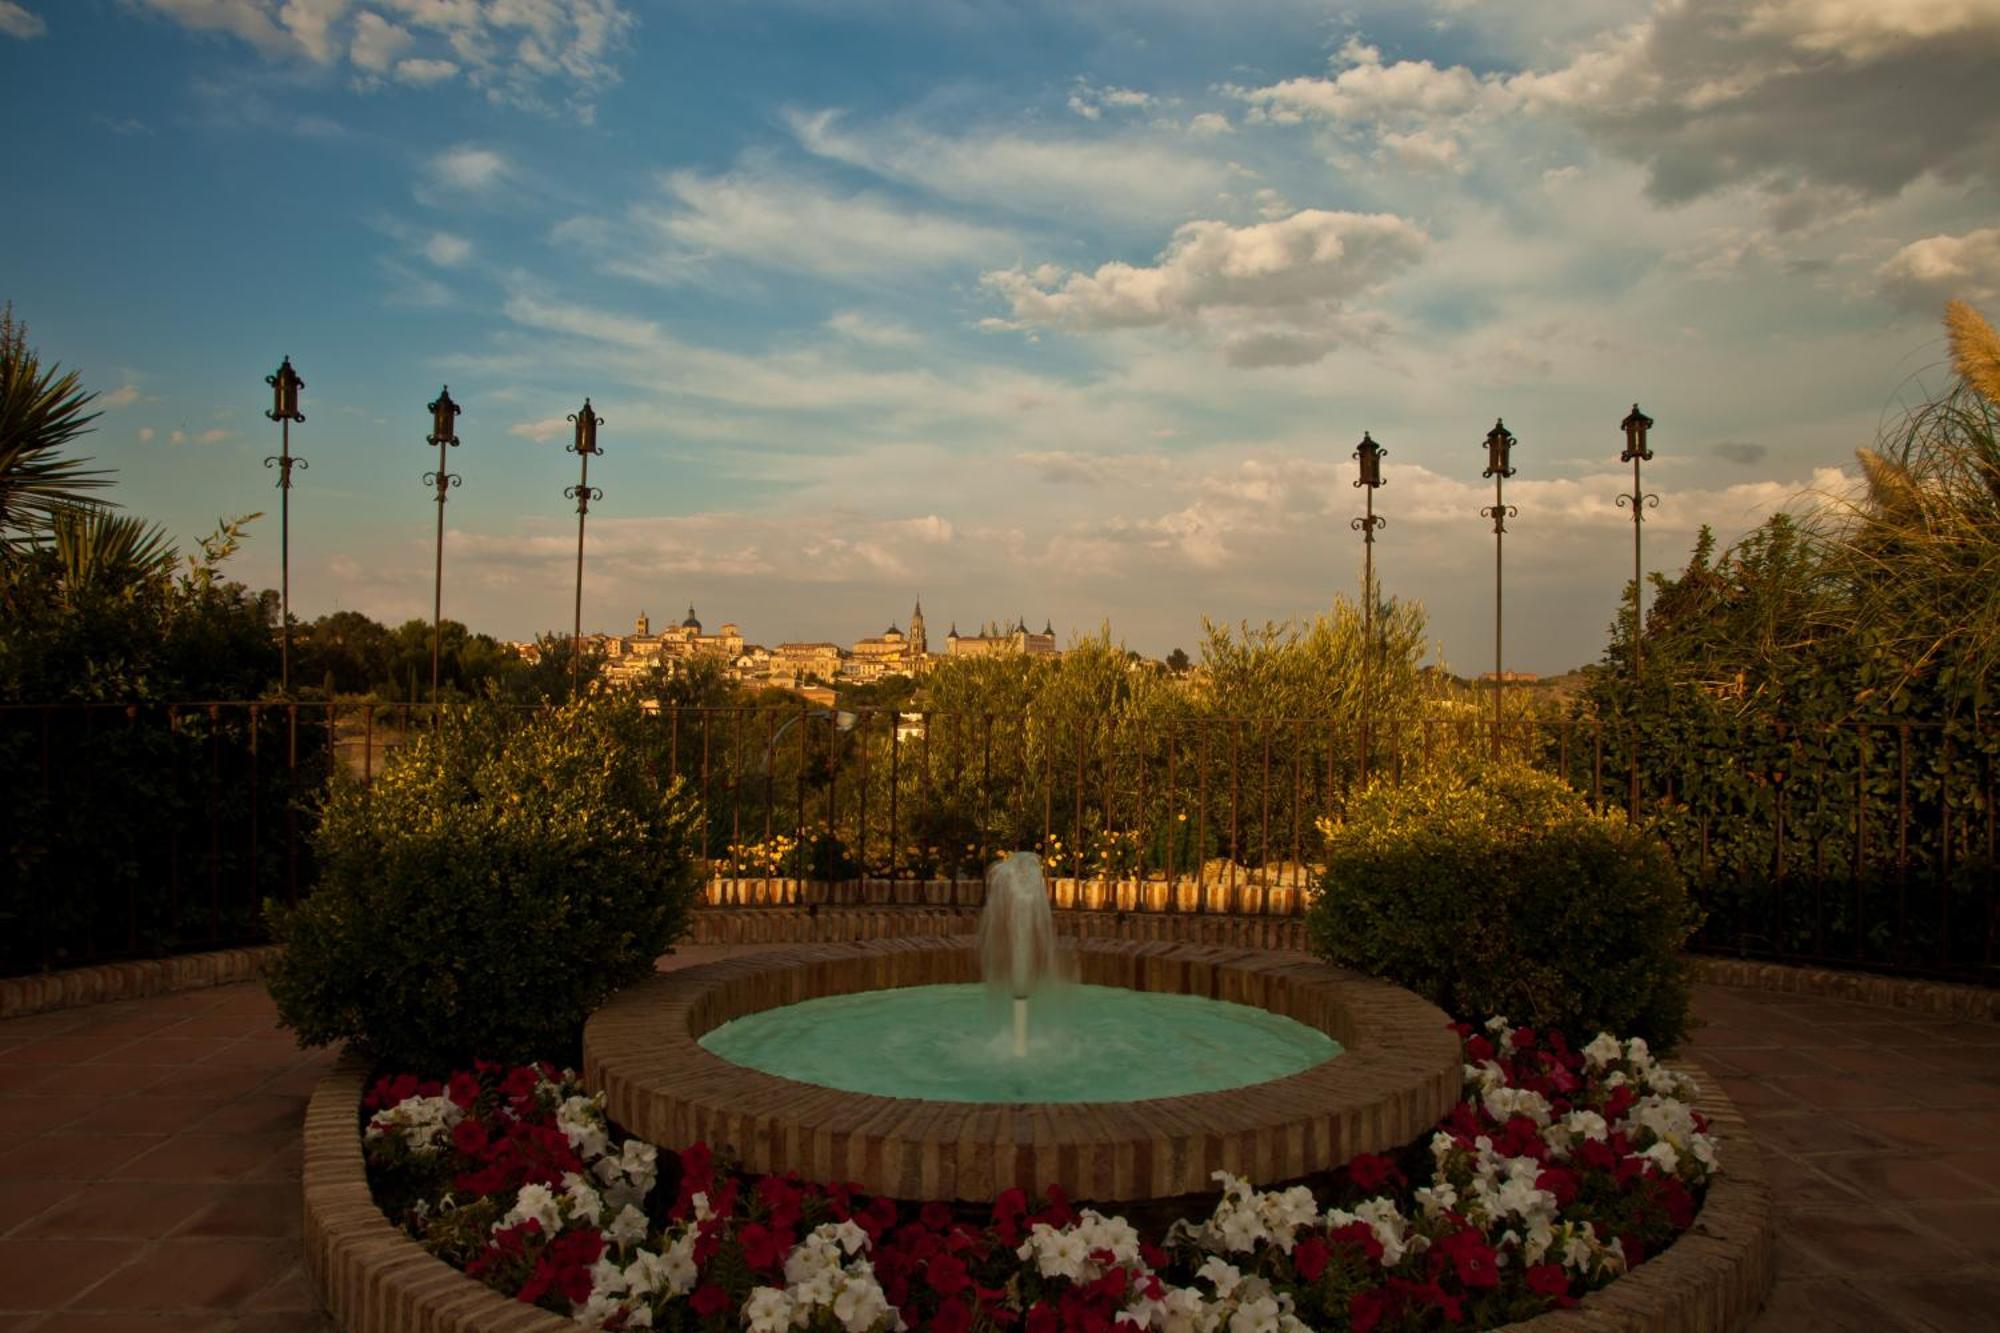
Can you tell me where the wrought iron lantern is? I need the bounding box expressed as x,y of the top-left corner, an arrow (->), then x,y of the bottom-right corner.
1621,403 -> 1653,463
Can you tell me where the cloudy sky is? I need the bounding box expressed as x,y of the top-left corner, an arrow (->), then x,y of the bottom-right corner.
4,1 -> 1996,671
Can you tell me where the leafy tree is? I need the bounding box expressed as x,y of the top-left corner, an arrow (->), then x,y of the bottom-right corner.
1164,647 -> 1190,674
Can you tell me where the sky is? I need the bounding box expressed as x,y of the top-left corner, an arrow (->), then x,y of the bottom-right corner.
3,0 -> 1997,672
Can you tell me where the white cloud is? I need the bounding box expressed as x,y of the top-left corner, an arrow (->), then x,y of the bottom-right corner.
100,384 -> 142,409
981,209 -> 1427,364
348,9 -> 410,72
430,144 -> 507,190
787,108 -> 1231,226
168,429 -> 186,445
1068,80 -> 1159,121
423,231 -> 472,266
622,169 -> 1012,282
137,426 -> 156,444
1377,128 -> 1464,173
1877,227 -> 2000,310
0,1 -> 45,39
135,0 -> 632,114
827,311 -> 922,348
1186,112 -> 1232,138
395,56 -> 457,84
196,427 -> 232,444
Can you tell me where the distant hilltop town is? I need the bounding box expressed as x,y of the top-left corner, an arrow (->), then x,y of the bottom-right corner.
504,600 -> 1059,692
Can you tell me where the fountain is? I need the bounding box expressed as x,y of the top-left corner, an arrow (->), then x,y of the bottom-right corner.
584,853 -> 1464,1201
977,853 -> 1067,1058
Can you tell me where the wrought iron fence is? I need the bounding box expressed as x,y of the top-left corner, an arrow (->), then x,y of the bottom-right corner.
3,701 -> 1993,986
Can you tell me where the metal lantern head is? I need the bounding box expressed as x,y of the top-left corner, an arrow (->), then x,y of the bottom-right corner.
1620,403 -> 1654,463
266,356 -> 304,423
1483,419 -> 1516,479
427,386 -> 461,447
1354,431 -> 1386,489
569,398 -> 602,455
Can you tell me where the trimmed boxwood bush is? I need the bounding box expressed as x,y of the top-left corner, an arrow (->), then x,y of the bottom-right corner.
1308,761 -> 1698,1051
265,700 -> 703,1071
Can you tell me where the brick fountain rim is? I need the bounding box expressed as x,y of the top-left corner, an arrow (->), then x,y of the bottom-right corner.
581,937 -> 1465,1204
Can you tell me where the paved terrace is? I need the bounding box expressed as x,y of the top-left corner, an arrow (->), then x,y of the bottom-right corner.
0,952 -> 1994,1332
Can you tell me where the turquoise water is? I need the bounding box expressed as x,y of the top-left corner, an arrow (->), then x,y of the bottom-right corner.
698,984 -> 1340,1103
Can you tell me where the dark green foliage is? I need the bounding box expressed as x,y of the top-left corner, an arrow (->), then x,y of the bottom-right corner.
265,700 -> 704,1072
1309,761 -> 1698,1051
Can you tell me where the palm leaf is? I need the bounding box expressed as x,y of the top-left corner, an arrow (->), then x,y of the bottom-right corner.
0,306 -> 114,539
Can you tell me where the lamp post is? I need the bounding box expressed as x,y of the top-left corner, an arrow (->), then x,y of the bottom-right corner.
1615,403 -> 1657,819
1480,419 -> 1518,760
262,356 -> 305,693
423,386 -> 462,702
1615,405 -> 1657,683
564,399 -> 604,699
1351,432 -> 1386,768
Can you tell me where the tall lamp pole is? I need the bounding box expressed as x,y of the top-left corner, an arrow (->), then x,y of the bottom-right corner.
1615,405 -> 1657,683
1351,432 -> 1386,766
1615,403 -> 1657,819
262,357 -> 305,693
1480,420 -> 1518,760
564,399 -> 604,699
424,387 -> 462,703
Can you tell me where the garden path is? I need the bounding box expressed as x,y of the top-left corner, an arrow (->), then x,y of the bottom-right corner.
0,954 -> 1991,1332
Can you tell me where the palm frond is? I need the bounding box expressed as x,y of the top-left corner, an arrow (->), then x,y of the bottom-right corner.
0,304 -> 115,538
49,505 -> 178,598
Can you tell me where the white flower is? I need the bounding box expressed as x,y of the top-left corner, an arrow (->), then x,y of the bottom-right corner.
365,1094 -> 465,1157
557,1094 -> 611,1160
1563,1110 -> 1609,1143
1640,1141 -> 1680,1175
606,1203 -> 649,1247
743,1286 -> 794,1333
563,1172 -> 605,1226
832,1273 -> 890,1332
1582,1033 -> 1623,1069
1227,1295 -> 1281,1333
1196,1256 -> 1244,1298
501,1182 -> 563,1236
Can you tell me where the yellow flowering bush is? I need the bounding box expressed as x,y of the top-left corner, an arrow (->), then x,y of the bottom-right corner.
1307,761 -> 1698,1051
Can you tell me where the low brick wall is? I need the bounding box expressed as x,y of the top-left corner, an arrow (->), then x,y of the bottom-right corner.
303,1047 -> 1773,1333
1690,956 -> 2000,1021
0,944 -> 280,1021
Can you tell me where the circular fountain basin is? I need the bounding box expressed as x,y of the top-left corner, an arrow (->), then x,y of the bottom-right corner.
699,983 -> 1341,1102
583,938 -> 1460,1203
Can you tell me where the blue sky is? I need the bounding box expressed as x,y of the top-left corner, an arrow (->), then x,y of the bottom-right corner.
4,0 -> 1998,671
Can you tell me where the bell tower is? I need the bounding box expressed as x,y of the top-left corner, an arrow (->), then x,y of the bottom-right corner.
909,597 -> 928,658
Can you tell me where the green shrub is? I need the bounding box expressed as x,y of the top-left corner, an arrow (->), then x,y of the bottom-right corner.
1307,761 -> 1699,1051
265,700 -> 703,1071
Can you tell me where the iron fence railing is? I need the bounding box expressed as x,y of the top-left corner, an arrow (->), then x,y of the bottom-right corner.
2,701 -> 1993,986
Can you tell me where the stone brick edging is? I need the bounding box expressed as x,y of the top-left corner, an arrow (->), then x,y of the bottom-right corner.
1493,1059 -> 1773,1332
304,1048 -> 571,1333
0,943 -> 280,1020
1690,955 -> 1999,1022
303,1049 -> 1771,1333
590,937 -> 1463,1203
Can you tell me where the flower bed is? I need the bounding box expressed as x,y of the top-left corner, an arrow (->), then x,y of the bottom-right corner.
358,1018 -> 1721,1331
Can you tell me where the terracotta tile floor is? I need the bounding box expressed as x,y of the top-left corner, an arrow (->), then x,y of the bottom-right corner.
0,957 -> 1992,1331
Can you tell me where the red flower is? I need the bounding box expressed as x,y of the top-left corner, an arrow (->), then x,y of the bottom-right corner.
689,1284 -> 730,1317
1656,1176 -> 1695,1230
739,1222 -> 785,1272
1140,1242 -> 1168,1271
1347,1153 -> 1404,1192
859,1194 -> 900,1241
921,1201 -> 955,1231
1525,1262 -> 1573,1305
932,1298 -> 972,1333
447,1071 -> 482,1108
1574,1139 -> 1617,1172
1434,1228 -> 1499,1289
1464,1034 -> 1495,1062
926,1252 -> 970,1299
1511,1027 -> 1538,1050
1331,1220 -> 1383,1263
1350,1286 -> 1395,1333
1025,1300 -> 1059,1333
451,1117 -> 490,1158
1536,1166 -> 1580,1208
1293,1234 -> 1331,1283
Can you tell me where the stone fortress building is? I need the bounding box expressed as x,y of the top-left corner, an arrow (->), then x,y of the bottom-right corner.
539,598 -> 1062,694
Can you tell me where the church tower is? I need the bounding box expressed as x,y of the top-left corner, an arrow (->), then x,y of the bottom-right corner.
909,598 -> 928,658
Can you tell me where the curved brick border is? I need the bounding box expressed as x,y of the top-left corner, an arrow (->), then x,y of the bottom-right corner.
303,1045 -> 1770,1333
304,1048 -> 571,1333
586,937 -> 1461,1203
1689,956 -> 1999,1022
0,943 -> 279,1021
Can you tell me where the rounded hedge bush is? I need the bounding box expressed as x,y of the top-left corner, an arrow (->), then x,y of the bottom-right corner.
265,700 -> 704,1072
1308,760 -> 1698,1051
